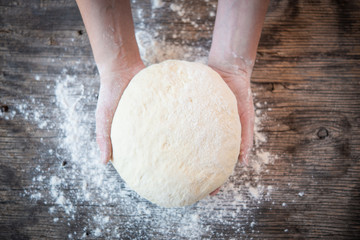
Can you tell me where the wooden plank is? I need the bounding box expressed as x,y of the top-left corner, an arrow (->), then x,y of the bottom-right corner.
1,0 -> 360,239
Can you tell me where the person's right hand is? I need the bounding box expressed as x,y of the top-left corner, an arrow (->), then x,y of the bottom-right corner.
96,61 -> 145,164
76,0 -> 144,164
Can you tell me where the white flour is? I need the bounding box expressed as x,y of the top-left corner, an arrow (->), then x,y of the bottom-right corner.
18,2 -> 280,239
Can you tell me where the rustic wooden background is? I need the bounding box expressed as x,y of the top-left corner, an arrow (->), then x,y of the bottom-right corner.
1,0 -> 360,239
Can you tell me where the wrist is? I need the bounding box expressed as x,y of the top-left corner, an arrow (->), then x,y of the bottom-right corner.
98,57 -> 145,85
96,47 -> 143,75
208,51 -> 253,79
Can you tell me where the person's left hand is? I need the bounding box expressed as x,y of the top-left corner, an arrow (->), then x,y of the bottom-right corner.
208,65 -> 255,196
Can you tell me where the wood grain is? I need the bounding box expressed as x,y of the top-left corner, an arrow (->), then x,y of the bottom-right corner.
1,0 -> 360,239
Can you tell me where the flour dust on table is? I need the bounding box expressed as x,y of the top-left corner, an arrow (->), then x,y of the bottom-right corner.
20,29 -> 277,239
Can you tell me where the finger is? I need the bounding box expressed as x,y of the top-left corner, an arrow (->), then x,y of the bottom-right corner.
95,81 -> 125,164
239,103 -> 255,165
210,187 -> 221,196
96,134 -> 112,164
96,108 -> 113,164
95,97 -> 115,164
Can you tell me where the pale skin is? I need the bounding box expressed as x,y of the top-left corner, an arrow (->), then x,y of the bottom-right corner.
76,0 -> 269,196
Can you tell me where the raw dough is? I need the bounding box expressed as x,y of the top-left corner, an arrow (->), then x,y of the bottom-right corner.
111,60 -> 241,207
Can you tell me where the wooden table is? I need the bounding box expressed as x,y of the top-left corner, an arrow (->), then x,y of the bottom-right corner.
1,0 -> 359,239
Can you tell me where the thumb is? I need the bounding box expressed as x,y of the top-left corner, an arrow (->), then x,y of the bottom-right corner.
239,102 -> 255,165
96,133 -> 112,164
96,106 -> 113,164
95,84 -> 119,164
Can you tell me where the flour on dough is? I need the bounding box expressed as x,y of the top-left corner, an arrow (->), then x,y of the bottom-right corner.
111,60 -> 241,207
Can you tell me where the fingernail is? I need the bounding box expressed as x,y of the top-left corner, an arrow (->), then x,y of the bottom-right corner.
210,187 -> 220,196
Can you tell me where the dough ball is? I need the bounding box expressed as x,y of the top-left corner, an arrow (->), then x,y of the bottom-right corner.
111,60 -> 241,207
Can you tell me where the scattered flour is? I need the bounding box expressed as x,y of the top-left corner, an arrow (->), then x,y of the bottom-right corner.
21,65 -> 276,238
30,192 -> 42,201
170,3 -> 185,17
135,30 -> 207,65
151,0 -> 164,9
249,186 -> 261,199
17,2 -> 280,239
94,228 -> 102,237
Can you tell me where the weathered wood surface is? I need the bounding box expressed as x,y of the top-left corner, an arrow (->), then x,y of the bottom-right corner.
1,0 -> 360,239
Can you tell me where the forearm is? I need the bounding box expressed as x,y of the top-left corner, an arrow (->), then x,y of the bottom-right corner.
76,0 -> 141,76
208,0 -> 269,75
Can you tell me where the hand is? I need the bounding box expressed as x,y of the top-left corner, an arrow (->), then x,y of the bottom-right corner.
206,0 -> 268,197
96,61 -> 145,164
211,66 -> 255,165
208,65 -> 255,196
76,0 -> 144,164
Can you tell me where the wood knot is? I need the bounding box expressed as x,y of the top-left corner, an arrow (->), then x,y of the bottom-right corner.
1,105 -> 9,113
49,37 -> 58,46
317,127 -> 328,139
